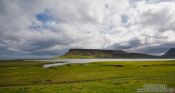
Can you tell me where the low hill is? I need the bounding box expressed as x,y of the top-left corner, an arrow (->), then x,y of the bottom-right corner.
162,48 -> 175,58
55,49 -> 158,59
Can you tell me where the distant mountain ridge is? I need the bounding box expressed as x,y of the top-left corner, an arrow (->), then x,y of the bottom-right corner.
162,48 -> 175,58
55,49 -> 159,59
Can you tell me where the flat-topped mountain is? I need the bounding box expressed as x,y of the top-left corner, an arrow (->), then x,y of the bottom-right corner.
55,49 -> 158,59
162,48 -> 175,58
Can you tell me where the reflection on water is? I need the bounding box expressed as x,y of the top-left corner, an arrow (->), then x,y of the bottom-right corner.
43,63 -> 67,68
33,58 -> 175,68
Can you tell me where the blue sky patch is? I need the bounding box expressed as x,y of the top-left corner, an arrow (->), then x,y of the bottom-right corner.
36,12 -> 54,23
121,15 -> 129,23
32,11 -> 57,30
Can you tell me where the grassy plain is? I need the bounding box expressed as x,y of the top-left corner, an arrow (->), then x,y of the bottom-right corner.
0,60 -> 174,93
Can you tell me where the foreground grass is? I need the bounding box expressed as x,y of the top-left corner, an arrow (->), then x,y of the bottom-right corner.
0,60 -> 175,93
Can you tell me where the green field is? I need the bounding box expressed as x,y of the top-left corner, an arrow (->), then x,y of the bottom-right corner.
0,60 -> 175,93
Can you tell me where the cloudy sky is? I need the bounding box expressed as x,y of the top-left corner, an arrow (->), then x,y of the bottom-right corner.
0,0 -> 175,59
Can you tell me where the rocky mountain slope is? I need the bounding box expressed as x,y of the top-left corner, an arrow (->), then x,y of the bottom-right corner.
162,48 -> 175,58
55,49 -> 158,59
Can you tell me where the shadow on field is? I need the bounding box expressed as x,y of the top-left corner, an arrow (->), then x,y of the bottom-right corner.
100,64 -> 124,67
142,64 -> 175,67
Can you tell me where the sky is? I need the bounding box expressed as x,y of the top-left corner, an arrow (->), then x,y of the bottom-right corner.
0,0 -> 175,59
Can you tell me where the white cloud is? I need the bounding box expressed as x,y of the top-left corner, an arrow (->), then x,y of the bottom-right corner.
0,0 -> 175,58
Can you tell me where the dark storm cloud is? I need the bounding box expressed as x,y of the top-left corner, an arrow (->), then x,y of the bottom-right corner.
128,42 -> 175,55
108,38 -> 142,50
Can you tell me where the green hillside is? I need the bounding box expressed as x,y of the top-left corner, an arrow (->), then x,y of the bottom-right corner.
55,49 -> 158,59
